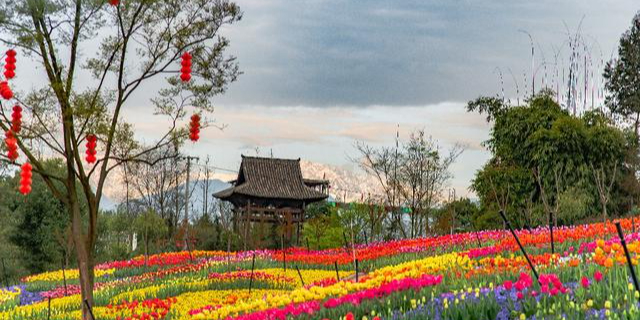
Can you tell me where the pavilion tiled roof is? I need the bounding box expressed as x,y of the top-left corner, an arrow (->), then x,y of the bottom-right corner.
213,156 -> 328,202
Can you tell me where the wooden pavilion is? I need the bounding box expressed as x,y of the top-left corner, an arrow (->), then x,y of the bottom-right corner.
213,156 -> 329,248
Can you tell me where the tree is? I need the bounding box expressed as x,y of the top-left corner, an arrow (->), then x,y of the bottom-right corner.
556,186 -> 592,224
303,207 -> 345,250
469,91 -> 634,228
353,141 -> 406,238
353,129 -> 462,239
398,131 -> 462,237
128,145 -> 189,236
0,1 -> 241,317
98,208 -> 135,261
134,209 -> 168,258
9,160 -> 69,274
585,116 -> 629,221
604,12 -> 640,138
434,197 -> 480,235
471,159 -> 535,228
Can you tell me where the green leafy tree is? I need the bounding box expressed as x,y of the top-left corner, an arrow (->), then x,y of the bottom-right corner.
584,113 -> 630,220
469,91 -> 633,227
303,210 -> 344,250
471,160 -> 535,229
434,198 -> 480,234
9,161 -> 68,274
97,209 -> 135,262
0,176 -> 27,282
192,213 -> 223,251
604,13 -> 640,138
0,1 -> 241,316
556,186 -> 593,225
134,210 -> 168,258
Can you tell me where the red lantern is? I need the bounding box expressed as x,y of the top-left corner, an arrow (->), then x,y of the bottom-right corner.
108,0 -> 119,6
4,49 -> 16,80
189,114 -> 200,142
19,162 -> 32,195
180,52 -> 192,82
11,105 -> 22,133
0,81 -> 12,100
5,130 -> 18,162
85,134 -> 97,164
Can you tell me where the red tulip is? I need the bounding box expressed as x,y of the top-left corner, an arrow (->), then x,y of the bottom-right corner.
594,270 -> 603,282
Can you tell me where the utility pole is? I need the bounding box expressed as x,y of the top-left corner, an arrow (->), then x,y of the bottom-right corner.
182,155 -> 199,249
449,188 -> 456,235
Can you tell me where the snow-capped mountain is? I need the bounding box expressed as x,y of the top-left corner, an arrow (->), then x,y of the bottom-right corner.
100,160 -> 382,210
300,160 -> 383,203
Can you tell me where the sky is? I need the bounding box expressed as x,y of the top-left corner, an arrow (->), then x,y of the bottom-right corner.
168,0 -> 639,198
162,0 -> 636,198
10,0 -> 640,199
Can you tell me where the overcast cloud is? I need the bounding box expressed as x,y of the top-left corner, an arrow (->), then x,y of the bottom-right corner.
216,0 -> 638,107
14,0 -> 640,198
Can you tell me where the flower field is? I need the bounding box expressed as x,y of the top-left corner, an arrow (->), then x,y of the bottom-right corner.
4,219 -> 640,319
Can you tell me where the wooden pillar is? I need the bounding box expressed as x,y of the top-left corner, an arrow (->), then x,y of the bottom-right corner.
259,210 -> 265,249
232,208 -> 238,233
296,217 -> 301,247
243,201 -> 250,251
301,202 -> 306,245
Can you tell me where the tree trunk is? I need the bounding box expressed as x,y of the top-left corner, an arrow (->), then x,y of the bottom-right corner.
71,202 -> 94,320
634,113 -> 639,141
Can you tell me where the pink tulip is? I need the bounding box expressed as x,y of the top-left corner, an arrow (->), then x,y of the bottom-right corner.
581,277 -> 590,288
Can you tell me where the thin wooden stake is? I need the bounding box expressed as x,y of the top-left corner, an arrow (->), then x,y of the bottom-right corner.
549,210 -> 555,255
47,297 -> 51,320
185,235 -> 194,263
249,253 -> 256,294
61,259 -> 68,296
355,259 -> 359,282
334,261 -> 340,281
615,222 -> 640,302
343,231 -> 349,249
295,265 -> 305,286
281,234 -> 286,272
499,210 -> 539,282
84,299 -> 96,320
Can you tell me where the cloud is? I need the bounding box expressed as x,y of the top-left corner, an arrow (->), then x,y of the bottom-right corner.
215,0 -> 638,108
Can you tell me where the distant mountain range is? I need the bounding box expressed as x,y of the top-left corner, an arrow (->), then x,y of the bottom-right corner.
300,160 -> 383,202
100,178 -> 232,216
99,160 -> 382,211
